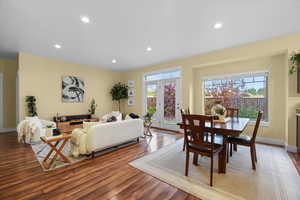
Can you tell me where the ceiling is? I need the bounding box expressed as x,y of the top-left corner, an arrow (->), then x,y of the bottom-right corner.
1,0 -> 300,71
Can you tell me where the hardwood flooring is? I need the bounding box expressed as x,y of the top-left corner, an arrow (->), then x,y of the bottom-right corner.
288,152 -> 300,175
0,131 -> 200,200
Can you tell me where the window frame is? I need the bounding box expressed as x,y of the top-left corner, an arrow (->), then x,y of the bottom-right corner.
202,71 -> 269,126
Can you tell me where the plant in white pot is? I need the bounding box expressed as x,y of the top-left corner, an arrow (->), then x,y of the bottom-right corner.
88,98 -> 98,118
143,108 -> 156,124
45,124 -> 55,137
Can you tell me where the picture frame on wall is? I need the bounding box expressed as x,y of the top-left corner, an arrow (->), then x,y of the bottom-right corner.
128,98 -> 135,106
62,76 -> 85,103
128,89 -> 135,97
128,80 -> 135,88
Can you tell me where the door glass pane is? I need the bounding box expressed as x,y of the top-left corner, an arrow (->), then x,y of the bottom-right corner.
145,71 -> 181,81
146,84 -> 157,114
164,82 -> 176,121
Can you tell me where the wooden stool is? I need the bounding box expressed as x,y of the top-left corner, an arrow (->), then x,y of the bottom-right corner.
40,134 -> 71,169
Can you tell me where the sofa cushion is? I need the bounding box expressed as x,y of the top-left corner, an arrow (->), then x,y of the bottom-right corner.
83,121 -> 102,132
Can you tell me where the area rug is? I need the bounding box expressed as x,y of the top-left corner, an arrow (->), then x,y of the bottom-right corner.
130,139 -> 300,200
32,138 -> 141,171
31,141 -> 87,171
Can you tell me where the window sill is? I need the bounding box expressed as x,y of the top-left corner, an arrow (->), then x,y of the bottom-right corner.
247,121 -> 269,127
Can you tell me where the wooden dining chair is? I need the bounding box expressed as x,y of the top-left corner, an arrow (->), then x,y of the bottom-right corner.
226,108 -> 239,118
227,111 -> 263,170
180,108 -> 191,151
182,114 -> 223,186
180,108 -> 190,115
226,108 -> 239,154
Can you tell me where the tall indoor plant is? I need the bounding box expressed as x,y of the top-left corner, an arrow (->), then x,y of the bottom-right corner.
25,96 -> 37,116
110,82 -> 128,112
289,50 -> 300,74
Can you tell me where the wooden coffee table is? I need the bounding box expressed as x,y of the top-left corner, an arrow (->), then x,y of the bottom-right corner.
40,134 -> 71,169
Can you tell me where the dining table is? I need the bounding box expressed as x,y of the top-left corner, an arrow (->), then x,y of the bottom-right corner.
177,117 -> 250,174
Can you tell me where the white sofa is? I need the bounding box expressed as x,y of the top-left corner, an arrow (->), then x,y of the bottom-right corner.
17,117 -> 56,143
71,119 -> 144,157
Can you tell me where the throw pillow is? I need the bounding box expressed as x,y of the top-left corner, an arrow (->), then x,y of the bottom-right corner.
107,116 -> 117,122
129,113 -> 140,119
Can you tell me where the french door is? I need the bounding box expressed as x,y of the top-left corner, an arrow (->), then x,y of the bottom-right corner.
144,78 -> 181,131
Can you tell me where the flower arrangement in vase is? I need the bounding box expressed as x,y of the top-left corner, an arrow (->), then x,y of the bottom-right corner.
211,101 -> 227,121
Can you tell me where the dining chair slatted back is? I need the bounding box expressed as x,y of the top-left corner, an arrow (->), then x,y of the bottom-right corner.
182,114 -> 222,186
226,108 -> 239,153
250,111 -> 263,144
182,114 -> 214,150
181,108 -> 191,151
228,111 -> 263,170
180,108 -> 190,115
226,108 -> 239,118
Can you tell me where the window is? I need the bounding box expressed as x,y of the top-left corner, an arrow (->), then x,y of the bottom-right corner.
203,71 -> 268,122
145,70 -> 181,81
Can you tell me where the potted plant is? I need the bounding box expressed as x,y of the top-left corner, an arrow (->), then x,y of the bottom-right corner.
144,108 -> 156,123
45,124 -> 55,137
289,50 -> 300,74
110,82 -> 128,112
25,96 -> 37,117
143,108 -> 156,136
88,98 -> 98,118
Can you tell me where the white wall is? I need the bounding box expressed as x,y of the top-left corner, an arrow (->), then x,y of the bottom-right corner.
0,73 -> 3,128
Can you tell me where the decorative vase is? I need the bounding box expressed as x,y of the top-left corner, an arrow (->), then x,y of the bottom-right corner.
45,128 -> 54,137
218,115 -> 225,121
211,103 -> 227,118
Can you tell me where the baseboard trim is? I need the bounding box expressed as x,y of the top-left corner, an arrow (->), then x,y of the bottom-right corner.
151,127 -> 181,134
285,145 -> 298,153
256,137 -> 285,147
0,128 -> 16,133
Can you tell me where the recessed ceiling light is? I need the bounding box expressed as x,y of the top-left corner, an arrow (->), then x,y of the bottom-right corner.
146,46 -> 152,52
214,22 -> 223,29
112,59 -> 117,64
81,16 -> 90,24
54,44 -> 62,49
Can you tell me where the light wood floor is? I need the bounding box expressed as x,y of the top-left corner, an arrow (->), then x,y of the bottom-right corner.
0,131 -> 200,200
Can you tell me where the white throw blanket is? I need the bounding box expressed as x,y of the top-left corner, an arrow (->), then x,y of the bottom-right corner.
17,119 -> 43,143
71,128 -> 88,157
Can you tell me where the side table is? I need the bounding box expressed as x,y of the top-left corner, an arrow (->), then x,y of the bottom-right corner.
144,120 -> 153,137
40,134 -> 71,169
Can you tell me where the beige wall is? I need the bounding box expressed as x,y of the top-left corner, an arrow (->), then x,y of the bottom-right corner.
18,53 -> 122,121
0,58 -> 18,128
123,33 -> 300,148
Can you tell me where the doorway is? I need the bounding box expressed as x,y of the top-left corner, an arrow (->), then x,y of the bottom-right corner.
143,68 -> 181,131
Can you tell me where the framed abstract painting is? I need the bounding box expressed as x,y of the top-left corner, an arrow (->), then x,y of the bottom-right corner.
62,76 -> 85,103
